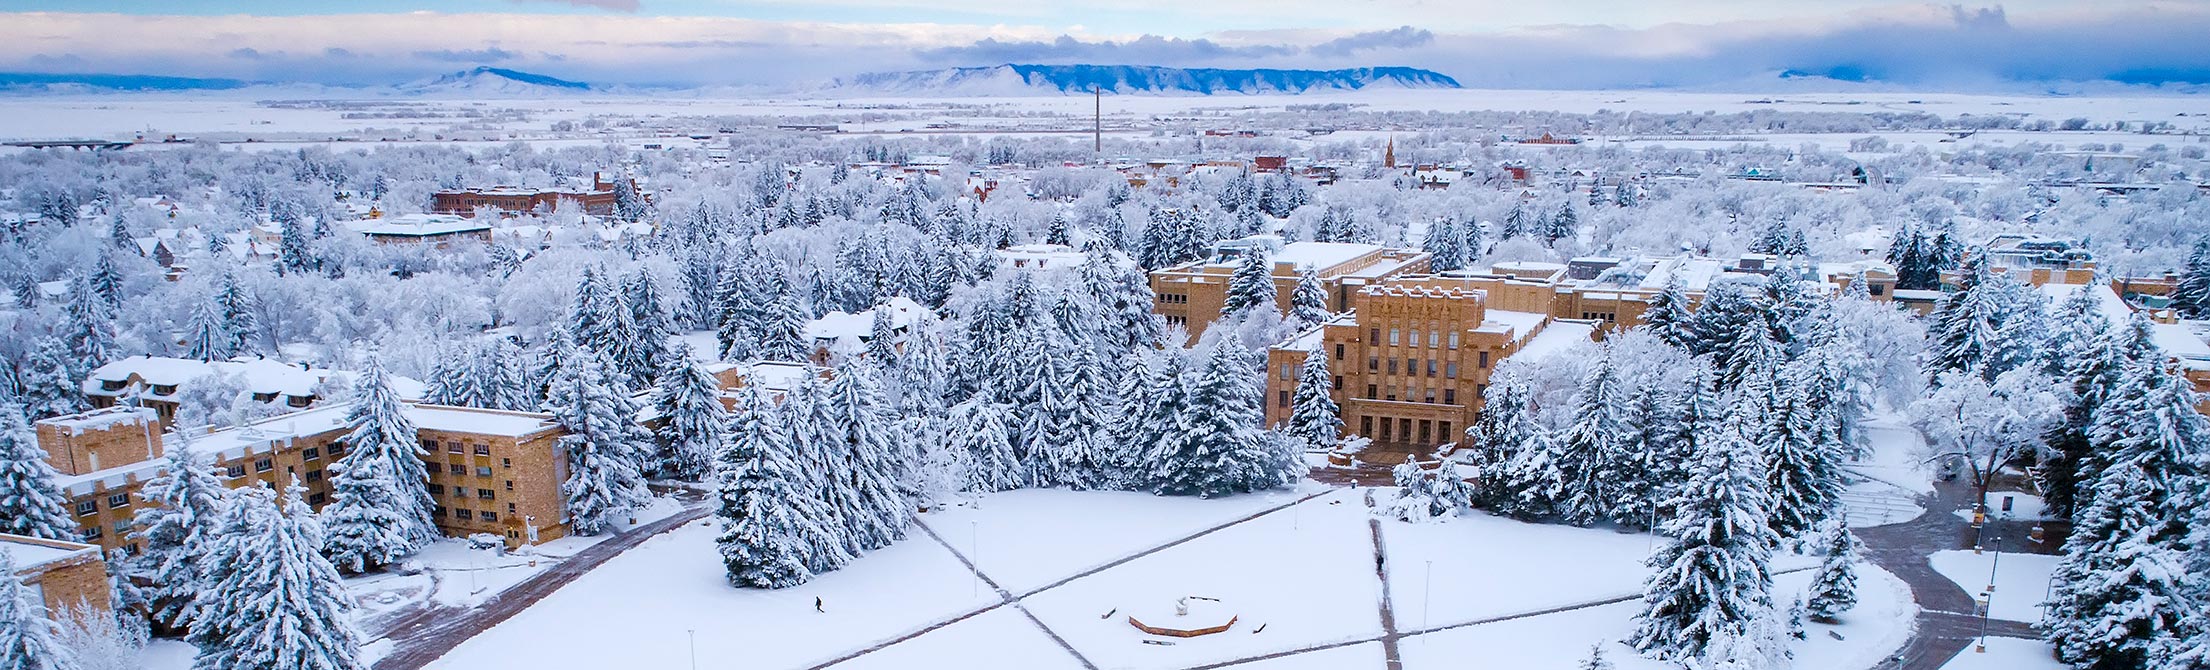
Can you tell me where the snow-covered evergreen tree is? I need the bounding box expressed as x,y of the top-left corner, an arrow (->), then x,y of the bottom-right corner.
130,438 -> 229,628
1152,342 -> 1269,497
0,405 -> 77,541
1804,517 -> 1861,622
1284,348 -> 1342,450
322,355 -> 437,572
1924,251 -> 2018,380
1628,424 -> 1778,662
548,349 -> 654,535
1287,269 -> 1331,331
948,399 -> 1022,493
62,275 -> 115,365
622,269 -> 676,385
758,288 -> 811,363
1551,354 -> 1625,526
0,550 -> 71,670
1760,362 -> 1844,541
1220,251 -> 1275,317
649,343 -> 727,481
715,386 -> 843,588
190,482 -> 363,670
2044,465 -> 2194,669
18,339 -> 83,420
183,299 -> 232,362
2171,239 -> 2210,319
1642,277 -> 1696,351
814,361 -> 912,553
214,271 -> 260,355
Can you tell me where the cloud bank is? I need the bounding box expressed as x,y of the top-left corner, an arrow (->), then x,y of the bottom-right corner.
0,4 -> 2205,89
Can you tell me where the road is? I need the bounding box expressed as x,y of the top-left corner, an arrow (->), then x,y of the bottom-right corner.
1855,473 -> 2047,670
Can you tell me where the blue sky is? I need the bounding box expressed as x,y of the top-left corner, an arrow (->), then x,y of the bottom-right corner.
2,1 -> 2207,88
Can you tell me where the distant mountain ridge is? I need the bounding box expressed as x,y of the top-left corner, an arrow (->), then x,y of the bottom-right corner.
0,72 -> 251,92
401,67 -> 592,95
834,64 -> 1462,95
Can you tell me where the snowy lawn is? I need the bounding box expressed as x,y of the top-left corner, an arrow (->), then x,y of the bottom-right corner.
1929,549 -> 2061,623
1021,487 -> 1378,669
1382,507 -> 1821,628
1938,637 -> 2065,670
917,484 -> 1325,593
837,607 -> 1086,670
1232,642 -> 1388,669
1853,415 -> 1934,495
1398,562 -> 1916,670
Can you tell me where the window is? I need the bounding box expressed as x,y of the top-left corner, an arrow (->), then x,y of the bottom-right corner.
1387,359 -> 1398,375
420,439 -> 437,451
1441,422 -> 1453,441
447,441 -> 463,454
1477,383 -> 1489,397
82,526 -> 102,541
454,509 -> 473,521
501,458 -> 512,468
306,469 -> 324,482
1280,364 -> 1295,381
481,511 -> 499,522
1444,389 -> 1457,405
1478,352 -> 1490,368
252,392 -> 277,403
1428,330 -> 1440,348
478,489 -> 495,500
1389,328 -> 1400,346
1369,328 -> 1380,343
1278,391 -> 1291,408
254,458 -> 273,473
1360,416 -> 1374,437
1366,384 -> 1378,399
1332,375 -> 1343,391
1418,420 -> 1432,445
152,384 -> 177,395
1446,362 -> 1458,379
100,380 -> 125,391
449,464 -> 465,475
1408,329 -> 1420,348
1334,344 -> 1345,360
1385,388 -> 1397,401
1424,388 -> 1436,404
108,493 -> 129,509
308,492 -> 327,505
474,444 -> 492,456
429,484 -> 446,495
327,444 -> 346,458
1399,418 -> 1412,441
303,447 -> 320,460
1870,284 -> 1886,296
76,500 -> 97,516
1448,332 -> 1460,350
507,502 -> 517,513
225,464 -> 246,478
1367,356 -> 1378,372
476,466 -> 493,477
505,480 -> 515,492
432,507 -> 447,518
287,396 -> 312,408
1426,359 -> 1438,377
1379,418 -> 1392,441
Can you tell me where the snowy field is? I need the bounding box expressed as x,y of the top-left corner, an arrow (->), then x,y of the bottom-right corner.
1842,413 -> 1932,528
413,485 -> 1911,670
1937,637 -> 2066,670
0,88 -> 2200,146
1929,549 -> 2062,623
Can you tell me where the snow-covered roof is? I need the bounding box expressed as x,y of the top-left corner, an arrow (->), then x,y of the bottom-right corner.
348,213 -> 489,237
1271,242 -> 1380,273
36,406 -> 157,436
2151,322 -> 2210,371
1474,310 -> 1549,342
0,535 -> 99,574
807,296 -> 925,343
2036,283 -> 2132,326
82,355 -> 423,403
409,405 -> 559,438
1507,320 -> 1599,364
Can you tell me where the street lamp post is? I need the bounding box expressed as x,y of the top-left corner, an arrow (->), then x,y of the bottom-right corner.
1986,535 -> 2002,594
688,629 -> 698,670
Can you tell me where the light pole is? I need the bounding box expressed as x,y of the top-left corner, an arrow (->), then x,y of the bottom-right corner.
1985,535 -> 2002,595
687,629 -> 698,670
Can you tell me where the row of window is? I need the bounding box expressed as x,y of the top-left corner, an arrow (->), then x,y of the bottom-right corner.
424,439 -> 495,456
433,501 -> 520,523
1358,383 -> 1471,405
1158,293 -> 1190,305
1359,416 -> 1454,446
1372,326 -> 1461,350
427,483 -> 505,500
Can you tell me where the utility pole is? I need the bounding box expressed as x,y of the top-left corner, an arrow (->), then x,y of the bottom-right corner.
1093,85 -> 1102,155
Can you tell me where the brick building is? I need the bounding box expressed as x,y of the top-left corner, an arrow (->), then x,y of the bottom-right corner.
39,402 -> 575,552
431,173 -> 630,218
1150,236 -> 1431,341
0,534 -> 111,619
1262,276 -> 1599,459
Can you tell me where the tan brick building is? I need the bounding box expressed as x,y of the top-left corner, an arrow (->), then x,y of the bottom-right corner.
0,534 -> 111,619
1263,276 -> 1599,460
1150,236 -> 1431,341
39,403 -> 575,551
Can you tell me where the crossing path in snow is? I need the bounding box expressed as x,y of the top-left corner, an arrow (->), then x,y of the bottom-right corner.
803,489 -> 1335,670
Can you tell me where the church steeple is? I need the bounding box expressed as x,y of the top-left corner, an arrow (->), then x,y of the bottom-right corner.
1384,135 -> 1396,169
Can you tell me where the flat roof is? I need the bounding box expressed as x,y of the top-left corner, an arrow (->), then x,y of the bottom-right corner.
0,535 -> 98,573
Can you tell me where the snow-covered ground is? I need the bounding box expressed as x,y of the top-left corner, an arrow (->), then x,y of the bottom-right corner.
413,485 -> 1911,670
1929,549 -> 2062,623
1938,636 -> 2066,670
1843,414 -> 1932,528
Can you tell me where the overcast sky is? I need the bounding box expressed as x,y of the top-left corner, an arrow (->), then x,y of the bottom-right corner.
3,1 -> 2207,88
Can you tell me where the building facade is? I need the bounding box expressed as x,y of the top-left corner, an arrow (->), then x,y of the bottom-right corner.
1150,237 -> 1431,340
38,403 -> 574,552
0,534 -> 111,619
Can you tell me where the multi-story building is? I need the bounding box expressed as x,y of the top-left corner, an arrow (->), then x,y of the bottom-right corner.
1262,276 -> 1598,459
39,402 -> 574,552
0,534 -> 111,618
81,356 -> 386,428
348,213 -> 493,247
1150,236 -> 1431,340
431,173 -> 631,218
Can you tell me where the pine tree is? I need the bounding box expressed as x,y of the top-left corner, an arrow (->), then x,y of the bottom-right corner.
548,350 -> 654,535
1760,364 -> 1844,541
2044,465 -> 2193,669
1553,354 -> 1625,526
191,482 -> 363,670
1612,376 -> 1680,529
650,344 -> 727,482
1577,643 -> 1613,670
622,270 -> 675,385
0,550 -> 71,670
2174,239 -> 2210,319
0,405 -> 76,541
1288,269 -> 1330,330
1284,348 -> 1342,450
1423,220 -> 1466,271
1465,369 -> 1540,512
2042,311 -> 2150,519
130,438 -> 228,629
87,254 -> 122,312
62,275 -> 115,366
715,386 -> 843,588
1641,277 -> 1696,351
1544,205 -> 1578,245
18,339 -> 83,420
1153,342 -> 1266,497
278,217 -> 316,276
815,361 -> 912,554
712,265 -> 762,361
215,271 -> 260,355
758,288 -> 811,363
322,355 -> 436,573
1804,517 -> 1862,622
183,299 -> 231,362
1221,251 -> 1276,317
1628,425 -> 1779,662
1688,282 -> 1758,363
948,399 -> 1022,493
1924,251 -> 2014,380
